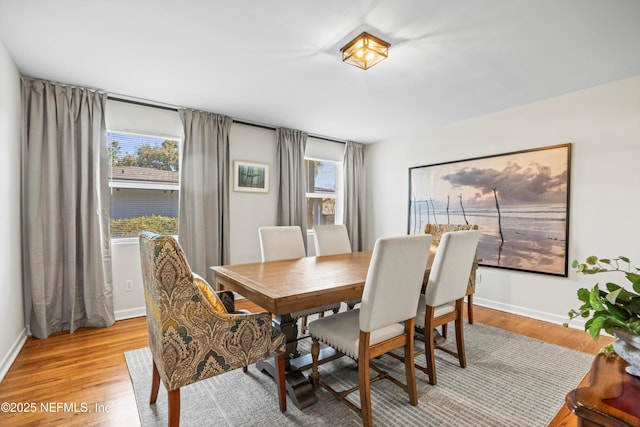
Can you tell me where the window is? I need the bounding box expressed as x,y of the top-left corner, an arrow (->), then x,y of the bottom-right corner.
108,131 -> 180,238
305,158 -> 342,230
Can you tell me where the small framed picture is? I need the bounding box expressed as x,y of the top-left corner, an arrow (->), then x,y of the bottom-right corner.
233,160 -> 270,193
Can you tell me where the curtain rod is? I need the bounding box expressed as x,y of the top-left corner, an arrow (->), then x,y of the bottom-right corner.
107,96 -> 346,144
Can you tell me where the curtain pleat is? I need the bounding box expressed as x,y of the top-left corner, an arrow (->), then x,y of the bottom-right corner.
276,128 -> 308,249
21,78 -> 114,339
343,141 -> 366,251
178,109 -> 231,282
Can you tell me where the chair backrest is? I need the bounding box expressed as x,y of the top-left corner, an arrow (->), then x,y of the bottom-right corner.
359,234 -> 432,332
424,230 -> 480,307
424,223 -> 478,253
139,231 -> 229,387
313,224 -> 352,256
258,226 -> 306,261
139,231 -> 201,330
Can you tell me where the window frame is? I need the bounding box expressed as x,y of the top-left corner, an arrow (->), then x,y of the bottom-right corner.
304,156 -> 343,232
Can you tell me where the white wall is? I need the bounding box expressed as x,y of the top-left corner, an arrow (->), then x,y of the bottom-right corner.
366,75 -> 640,328
0,39 -> 26,381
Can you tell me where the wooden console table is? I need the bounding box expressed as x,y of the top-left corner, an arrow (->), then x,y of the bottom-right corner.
565,354 -> 640,427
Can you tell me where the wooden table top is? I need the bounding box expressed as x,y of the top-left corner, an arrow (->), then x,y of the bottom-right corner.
212,252 -> 374,315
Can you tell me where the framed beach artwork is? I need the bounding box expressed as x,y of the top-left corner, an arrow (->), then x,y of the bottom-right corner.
233,160 -> 270,193
408,143 -> 571,276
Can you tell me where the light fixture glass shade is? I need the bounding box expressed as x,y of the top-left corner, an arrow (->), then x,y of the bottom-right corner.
340,32 -> 390,70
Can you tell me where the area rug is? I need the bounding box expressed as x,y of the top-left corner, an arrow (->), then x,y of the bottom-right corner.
125,323 -> 594,426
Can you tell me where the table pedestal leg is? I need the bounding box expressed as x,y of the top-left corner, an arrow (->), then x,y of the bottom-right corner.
256,313 -> 318,409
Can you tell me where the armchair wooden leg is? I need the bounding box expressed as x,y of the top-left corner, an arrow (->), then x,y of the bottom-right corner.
168,388 -> 180,427
150,360 -> 161,404
275,353 -> 287,412
441,323 -> 448,340
467,294 -> 474,324
310,337 -> 320,388
300,316 -> 308,334
242,366 -> 248,373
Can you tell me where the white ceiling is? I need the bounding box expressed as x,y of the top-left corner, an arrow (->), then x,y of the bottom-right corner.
1,0 -> 640,143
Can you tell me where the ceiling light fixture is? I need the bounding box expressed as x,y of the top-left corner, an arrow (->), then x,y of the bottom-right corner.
340,32 -> 390,70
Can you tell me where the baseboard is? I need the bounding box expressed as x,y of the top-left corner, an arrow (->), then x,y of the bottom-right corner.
474,296 -> 588,331
114,306 -> 147,321
0,327 -> 28,382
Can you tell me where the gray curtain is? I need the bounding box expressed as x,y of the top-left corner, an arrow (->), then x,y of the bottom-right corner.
21,78 -> 114,339
276,128 -> 308,249
178,109 -> 231,283
343,141 -> 366,251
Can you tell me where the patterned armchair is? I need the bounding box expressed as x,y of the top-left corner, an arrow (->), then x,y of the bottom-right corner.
424,224 -> 480,324
139,231 -> 287,426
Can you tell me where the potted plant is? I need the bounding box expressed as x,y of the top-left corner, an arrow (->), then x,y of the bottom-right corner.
565,255 -> 640,376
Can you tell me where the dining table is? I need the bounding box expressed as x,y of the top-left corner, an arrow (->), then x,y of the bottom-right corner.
211,251 -> 478,409
211,251 -> 375,408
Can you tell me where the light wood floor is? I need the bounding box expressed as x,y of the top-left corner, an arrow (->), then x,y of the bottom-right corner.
0,302 -> 611,426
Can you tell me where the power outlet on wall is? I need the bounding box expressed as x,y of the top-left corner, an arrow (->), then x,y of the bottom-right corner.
125,280 -> 133,292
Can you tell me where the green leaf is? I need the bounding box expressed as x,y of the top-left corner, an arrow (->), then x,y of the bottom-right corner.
626,272 -> 640,294
588,315 -> 606,340
585,317 -> 593,331
626,272 -> 640,283
605,282 -> 622,292
571,259 -> 579,269
614,287 -> 636,302
577,288 -> 590,303
589,286 -> 605,312
620,256 -> 630,263
586,256 -> 598,265
600,258 -> 611,265
628,319 -> 640,335
604,302 -> 629,323
629,297 -> 640,314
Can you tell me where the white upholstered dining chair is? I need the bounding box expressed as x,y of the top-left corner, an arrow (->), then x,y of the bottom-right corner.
313,224 -> 361,312
309,234 -> 432,427
258,226 -> 341,325
414,229 -> 480,385
313,224 -> 352,256
259,226 -> 307,262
